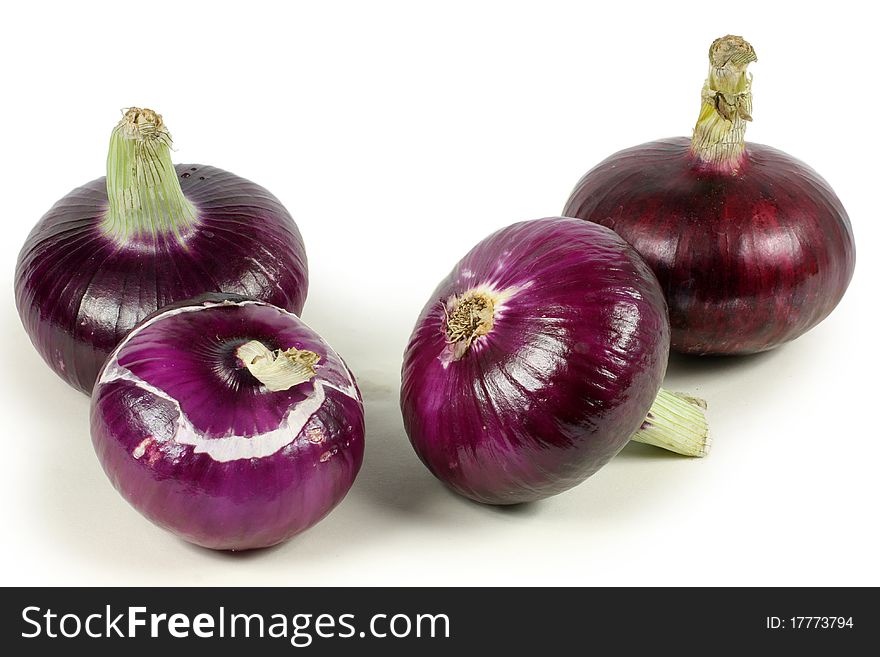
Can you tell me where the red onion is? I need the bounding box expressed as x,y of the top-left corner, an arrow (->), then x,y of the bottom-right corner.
90,295 -> 363,550
15,108 -> 308,393
400,217 -> 708,505
563,36 -> 855,354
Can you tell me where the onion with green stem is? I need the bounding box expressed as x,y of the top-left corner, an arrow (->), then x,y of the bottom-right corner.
15,107 -> 308,393
401,218 -> 709,505
90,295 -> 364,550
564,36 -> 855,354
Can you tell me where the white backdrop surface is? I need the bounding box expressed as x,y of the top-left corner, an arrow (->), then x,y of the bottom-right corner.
1,0 -> 876,586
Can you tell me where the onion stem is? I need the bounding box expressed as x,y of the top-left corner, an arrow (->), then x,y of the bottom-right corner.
444,290 -> 495,360
102,107 -> 197,242
236,340 -> 319,392
690,35 -> 757,171
631,388 -> 710,457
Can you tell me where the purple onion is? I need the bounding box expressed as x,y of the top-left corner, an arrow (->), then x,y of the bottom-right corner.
15,108 -> 307,394
90,295 -> 363,550
401,217 -> 708,505
563,36 -> 855,354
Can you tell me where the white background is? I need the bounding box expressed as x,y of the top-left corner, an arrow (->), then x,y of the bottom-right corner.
1,1 -> 876,586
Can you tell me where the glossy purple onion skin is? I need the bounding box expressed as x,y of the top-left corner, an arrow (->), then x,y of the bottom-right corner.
15,164 -> 308,394
401,217 -> 670,504
90,295 -> 363,550
564,138 -> 856,354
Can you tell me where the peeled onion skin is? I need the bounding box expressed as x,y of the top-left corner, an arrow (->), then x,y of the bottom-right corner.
401,217 -> 670,505
15,164 -> 308,394
563,139 -> 855,355
90,295 -> 363,551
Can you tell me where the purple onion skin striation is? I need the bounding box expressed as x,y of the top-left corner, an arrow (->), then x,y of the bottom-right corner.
563,139 -> 855,354
15,163 -> 308,394
90,295 -> 362,550
564,35 -> 855,355
401,217 -> 670,505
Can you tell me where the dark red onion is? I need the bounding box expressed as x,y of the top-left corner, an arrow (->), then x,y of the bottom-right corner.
563,36 -> 855,354
15,108 -> 307,394
400,217 -> 708,505
90,295 -> 363,550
